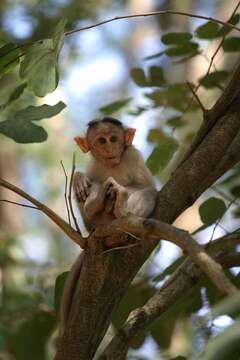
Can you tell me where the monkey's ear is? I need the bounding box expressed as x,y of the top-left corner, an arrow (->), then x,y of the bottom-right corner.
125,128 -> 136,146
74,136 -> 89,153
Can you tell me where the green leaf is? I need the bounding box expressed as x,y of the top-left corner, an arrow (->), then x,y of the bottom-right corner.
0,101 -> 66,143
222,37 -> 240,52
54,271 -> 69,315
149,317 -> 175,349
166,116 -> 186,128
199,197 -> 227,225
130,68 -> 148,87
230,185 -> 240,198
128,106 -> 146,116
147,141 -> 179,175
145,83 -> 192,111
218,14 -> 240,37
149,66 -> 166,86
199,71 -> 229,89
20,19 -> 66,97
20,39 -> 58,97
173,50 -> 200,63
112,284 -> 155,329
0,83 -> 26,111
195,21 -> 220,39
0,324 -> 9,352
166,42 -> 198,57
100,98 -> 131,115
143,51 -> 165,61
0,43 -> 20,77
10,311 -> 56,360
162,32 -> 192,45
52,18 -> 67,55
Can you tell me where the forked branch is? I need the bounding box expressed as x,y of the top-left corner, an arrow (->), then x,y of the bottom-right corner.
95,214 -> 238,296
0,177 -> 86,249
100,234 -> 240,359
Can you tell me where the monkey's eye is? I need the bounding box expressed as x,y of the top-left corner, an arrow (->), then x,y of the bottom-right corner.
98,137 -> 107,144
110,136 -> 117,143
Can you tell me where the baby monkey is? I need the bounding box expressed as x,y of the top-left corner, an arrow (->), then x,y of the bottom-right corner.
74,117 -> 157,231
60,118 -> 157,335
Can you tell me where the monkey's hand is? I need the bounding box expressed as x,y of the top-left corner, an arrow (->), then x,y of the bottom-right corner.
103,177 -> 128,218
74,172 -> 92,202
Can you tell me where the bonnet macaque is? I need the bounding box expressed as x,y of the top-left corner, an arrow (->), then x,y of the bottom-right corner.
74,117 -> 157,229
60,118 -> 157,334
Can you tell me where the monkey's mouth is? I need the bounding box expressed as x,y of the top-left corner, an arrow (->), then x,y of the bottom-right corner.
105,156 -> 120,166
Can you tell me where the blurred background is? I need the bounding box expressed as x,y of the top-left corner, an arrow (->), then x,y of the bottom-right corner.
0,0 -> 240,359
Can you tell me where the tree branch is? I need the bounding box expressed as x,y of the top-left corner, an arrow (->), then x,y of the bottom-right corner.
0,177 -> 86,249
205,0 -> 240,77
55,58 -> 240,360
95,214 -> 238,296
65,10 -> 240,36
0,198 -> 39,209
99,235 -> 240,359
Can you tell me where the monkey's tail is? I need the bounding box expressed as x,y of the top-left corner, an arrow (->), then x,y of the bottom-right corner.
59,252 -> 84,337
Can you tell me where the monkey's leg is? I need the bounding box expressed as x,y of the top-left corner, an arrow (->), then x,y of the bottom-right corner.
104,178 -> 129,218
84,179 -> 114,219
125,188 -> 157,217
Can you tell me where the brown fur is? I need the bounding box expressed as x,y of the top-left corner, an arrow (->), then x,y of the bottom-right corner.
60,119 -> 157,335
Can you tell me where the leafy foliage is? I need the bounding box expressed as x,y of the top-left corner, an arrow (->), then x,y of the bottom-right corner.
100,98 -> 132,115
0,102 -> 66,143
0,43 -> 20,77
199,71 -> 229,89
0,83 -> 26,111
54,271 -> 69,316
131,66 -> 166,87
20,19 -> 66,97
0,3 -> 240,359
10,311 -> 56,360
199,197 -> 227,225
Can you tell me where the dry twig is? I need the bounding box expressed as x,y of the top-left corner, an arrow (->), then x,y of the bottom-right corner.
60,160 -> 72,226
68,153 -> 81,234
0,177 -> 86,248
65,10 -> 240,36
0,199 -> 39,210
187,81 -> 206,112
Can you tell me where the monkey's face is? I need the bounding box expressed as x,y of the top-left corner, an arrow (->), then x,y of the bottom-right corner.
87,123 -> 125,168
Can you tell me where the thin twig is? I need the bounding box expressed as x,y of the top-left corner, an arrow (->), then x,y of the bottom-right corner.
0,199 -> 39,210
210,199 -> 235,242
60,160 -> 71,226
102,242 -> 140,255
185,1 -> 240,113
0,177 -> 86,248
65,10 -> 240,36
187,81 -> 206,112
206,0 -> 240,77
68,153 -> 81,234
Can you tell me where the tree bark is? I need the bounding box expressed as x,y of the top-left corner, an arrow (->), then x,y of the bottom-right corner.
55,61 -> 240,360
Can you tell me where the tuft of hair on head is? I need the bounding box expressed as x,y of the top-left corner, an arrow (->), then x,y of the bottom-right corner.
87,117 -> 124,129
